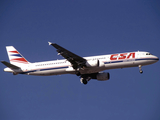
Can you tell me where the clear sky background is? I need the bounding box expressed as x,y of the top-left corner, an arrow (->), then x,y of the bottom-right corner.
0,0 -> 160,120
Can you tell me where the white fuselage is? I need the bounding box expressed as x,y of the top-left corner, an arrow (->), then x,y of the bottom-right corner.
4,51 -> 159,76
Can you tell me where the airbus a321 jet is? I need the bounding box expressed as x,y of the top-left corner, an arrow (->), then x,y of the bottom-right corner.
1,42 -> 159,84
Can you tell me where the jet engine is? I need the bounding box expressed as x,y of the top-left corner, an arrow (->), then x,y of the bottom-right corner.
85,60 -> 105,67
96,72 -> 110,81
85,60 -> 99,67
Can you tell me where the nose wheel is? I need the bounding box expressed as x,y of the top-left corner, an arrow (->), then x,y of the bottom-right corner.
139,65 -> 143,74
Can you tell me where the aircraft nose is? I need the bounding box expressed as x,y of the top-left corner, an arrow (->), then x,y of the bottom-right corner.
155,56 -> 159,61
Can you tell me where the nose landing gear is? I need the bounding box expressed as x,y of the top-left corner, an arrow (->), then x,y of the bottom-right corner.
139,65 -> 143,74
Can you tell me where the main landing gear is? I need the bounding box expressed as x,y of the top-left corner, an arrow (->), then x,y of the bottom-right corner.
80,78 -> 88,85
75,71 -> 89,85
138,65 -> 143,74
80,77 -> 91,85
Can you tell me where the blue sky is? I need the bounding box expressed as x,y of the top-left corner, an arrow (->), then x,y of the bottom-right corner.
0,0 -> 160,120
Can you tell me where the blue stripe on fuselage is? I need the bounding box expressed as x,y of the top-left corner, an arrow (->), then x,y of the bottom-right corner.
20,66 -> 68,74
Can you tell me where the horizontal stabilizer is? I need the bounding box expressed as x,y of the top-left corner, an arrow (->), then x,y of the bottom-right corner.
1,61 -> 20,69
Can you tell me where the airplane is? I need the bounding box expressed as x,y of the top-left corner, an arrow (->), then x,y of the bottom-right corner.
1,42 -> 159,84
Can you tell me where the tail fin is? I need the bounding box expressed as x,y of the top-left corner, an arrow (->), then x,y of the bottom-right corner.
6,46 -> 30,66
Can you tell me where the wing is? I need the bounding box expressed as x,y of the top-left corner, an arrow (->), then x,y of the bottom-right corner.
48,42 -> 86,69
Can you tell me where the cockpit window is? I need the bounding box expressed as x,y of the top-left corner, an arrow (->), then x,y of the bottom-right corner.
146,53 -> 152,55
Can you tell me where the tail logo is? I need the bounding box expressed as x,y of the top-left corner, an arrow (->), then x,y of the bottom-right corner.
9,51 -> 29,64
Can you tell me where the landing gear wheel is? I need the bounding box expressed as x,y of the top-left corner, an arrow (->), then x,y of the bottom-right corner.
80,78 -> 88,85
140,70 -> 143,74
83,79 -> 88,85
138,65 -> 143,74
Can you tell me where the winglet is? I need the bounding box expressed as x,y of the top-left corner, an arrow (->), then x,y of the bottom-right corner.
48,42 -> 52,45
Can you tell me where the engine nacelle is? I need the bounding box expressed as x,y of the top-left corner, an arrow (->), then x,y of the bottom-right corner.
99,61 -> 105,67
85,60 -> 105,68
96,72 -> 110,81
85,60 -> 99,67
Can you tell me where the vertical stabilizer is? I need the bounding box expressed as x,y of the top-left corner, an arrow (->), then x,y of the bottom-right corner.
6,46 -> 30,66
